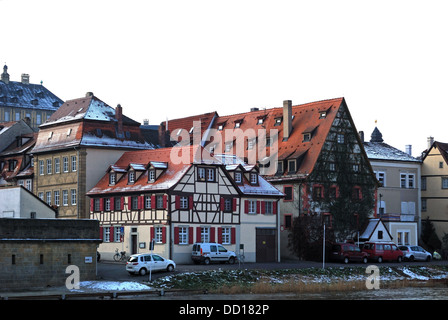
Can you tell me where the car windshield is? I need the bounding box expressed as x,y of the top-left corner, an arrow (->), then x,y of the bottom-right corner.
363,243 -> 373,250
128,256 -> 139,262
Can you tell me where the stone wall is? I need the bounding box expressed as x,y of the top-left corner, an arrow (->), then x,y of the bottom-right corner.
0,218 -> 101,291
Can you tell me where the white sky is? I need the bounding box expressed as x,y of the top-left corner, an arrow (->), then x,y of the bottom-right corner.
1,0 -> 447,156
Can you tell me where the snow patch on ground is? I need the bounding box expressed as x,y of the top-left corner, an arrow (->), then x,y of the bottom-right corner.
72,281 -> 152,292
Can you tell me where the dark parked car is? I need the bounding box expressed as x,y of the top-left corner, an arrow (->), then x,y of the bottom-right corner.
330,243 -> 368,264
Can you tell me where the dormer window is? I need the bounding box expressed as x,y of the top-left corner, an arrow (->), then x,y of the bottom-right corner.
288,159 -> 297,173
128,171 -> 135,184
148,169 -> 156,182
303,133 -> 311,142
276,161 -> 284,174
274,117 -> 282,126
250,172 -> 258,185
234,122 -> 241,128
235,171 -> 242,184
109,172 -> 116,185
218,124 -> 224,131
319,111 -> 327,119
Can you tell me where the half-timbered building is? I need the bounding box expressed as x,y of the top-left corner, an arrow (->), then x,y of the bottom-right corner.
87,145 -> 283,263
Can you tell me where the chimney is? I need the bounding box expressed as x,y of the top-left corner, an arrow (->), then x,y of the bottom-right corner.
116,104 -> 123,136
283,100 -> 292,141
359,131 -> 364,143
1,65 -> 9,84
427,136 -> 434,150
86,92 -> 94,97
405,145 -> 412,156
21,73 -> 30,84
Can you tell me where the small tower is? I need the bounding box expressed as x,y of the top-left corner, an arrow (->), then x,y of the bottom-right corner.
1,64 -> 10,84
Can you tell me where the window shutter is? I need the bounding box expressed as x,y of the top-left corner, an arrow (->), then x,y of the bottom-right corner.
261,201 -> 266,214
110,227 -> 114,242
189,196 -> 193,210
90,198 -> 94,212
244,200 -> 249,214
189,227 -> 194,244
256,201 -> 260,214
231,228 -> 236,244
232,198 -> 237,212
196,227 -> 202,243
120,197 -> 124,210
150,227 -> 155,241
210,227 -> 215,243
218,227 -> 223,244
99,198 -> 104,211
273,201 -> 278,215
174,227 -> 179,244
163,195 -> 167,209
99,227 -> 103,240
175,196 -> 180,210
220,197 -> 225,211
127,196 -> 132,210
162,227 -> 166,244
138,196 -> 144,210
151,195 -> 156,209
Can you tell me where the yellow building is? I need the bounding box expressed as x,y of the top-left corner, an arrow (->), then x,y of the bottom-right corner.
421,139 -> 448,241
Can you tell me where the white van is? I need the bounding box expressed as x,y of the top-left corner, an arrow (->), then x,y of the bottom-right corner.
192,243 -> 237,265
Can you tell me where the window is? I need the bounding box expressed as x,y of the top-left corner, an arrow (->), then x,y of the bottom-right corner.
178,227 -> 189,245
105,198 -> 111,211
319,111 -> 327,119
63,157 -> 69,172
38,192 -> 44,200
401,173 -> 415,189
198,167 -> 206,181
288,160 -> 296,173
156,195 -> 164,209
145,195 -> 151,209
201,227 -> 210,243
62,190 -> 68,206
71,189 -> 77,205
104,227 -> 111,242
440,162 -> 444,169
313,185 -> 324,200
443,177 -> 448,189
114,227 -> 122,242
422,199 -> 427,212
128,171 -> 135,184
94,198 -> 100,211
54,191 -> 60,206
224,198 -> 232,212
131,196 -> 139,210
109,172 -> 116,185
421,177 -> 427,191
264,201 -> 273,214
284,214 -> 292,229
148,169 -> 155,182
46,159 -> 52,174
277,161 -> 284,174
25,179 -> 32,191
352,164 -> 360,173
180,196 -> 189,209
115,197 -> 122,211
155,227 -> 163,243
39,160 -> 44,175
46,192 -> 51,205
397,231 -> 410,246
337,134 -> 345,144
284,186 -> 293,201
234,171 -> 242,184
274,117 -> 282,126
352,187 -> 362,200
221,227 -> 231,244
248,139 -> 254,150
71,156 -> 77,172
206,168 -> 215,182
250,173 -> 258,185
375,171 -> 386,187
303,133 -> 311,142
54,158 -> 60,173
248,200 -> 257,214
225,142 -> 232,152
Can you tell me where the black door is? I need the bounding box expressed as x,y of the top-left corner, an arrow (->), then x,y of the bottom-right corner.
256,228 -> 276,262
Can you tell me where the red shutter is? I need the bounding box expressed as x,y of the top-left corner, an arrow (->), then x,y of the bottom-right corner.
231,228 -> 236,244
128,196 -> 132,210
90,198 -> 94,212
232,198 -> 237,212
218,227 -> 223,244
189,227 -> 194,244
256,201 -> 260,214
161,227 -> 166,244
174,227 -> 179,244
163,195 -> 167,209
189,196 -> 193,210
273,201 -> 278,215
210,227 -> 215,243
220,197 -> 225,211
138,196 -> 144,210
110,197 -> 114,211
150,227 -> 155,241
196,227 -> 202,242
175,196 -> 180,210
99,227 -> 103,240
261,201 -> 266,214
110,227 -> 114,242
99,198 -> 104,211
120,197 -> 124,210
244,200 -> 249,214
151,195 -> 156,209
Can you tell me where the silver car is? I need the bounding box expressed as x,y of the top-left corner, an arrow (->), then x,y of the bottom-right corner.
399,245 -> 432,262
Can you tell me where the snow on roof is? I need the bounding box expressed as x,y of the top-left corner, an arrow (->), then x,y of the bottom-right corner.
363,142 -> 420,162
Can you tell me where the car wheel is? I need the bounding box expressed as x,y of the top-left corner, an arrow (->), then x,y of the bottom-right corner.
362,257 -> 368,264
228,257 -> 235,264
377,256 -> 383,263
167,264 -> 175,272
409,255 -> 415,262
397,256 -> 402,263
139,268 -> 147,276
204,258 -> 211,265
426,256 -> 432,262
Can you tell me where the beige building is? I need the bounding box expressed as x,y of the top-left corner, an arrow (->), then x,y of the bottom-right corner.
31,93 -> 153,219
362,127 -> 420,246
421,139 -> 448,241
